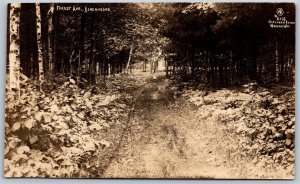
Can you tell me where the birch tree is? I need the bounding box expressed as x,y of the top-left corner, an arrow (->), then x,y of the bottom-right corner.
8,3 -> 21,95
36,3 -> 44,83
47,3 -> 54,74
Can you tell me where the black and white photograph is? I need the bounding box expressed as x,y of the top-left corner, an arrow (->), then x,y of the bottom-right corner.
4,2 -> 295,179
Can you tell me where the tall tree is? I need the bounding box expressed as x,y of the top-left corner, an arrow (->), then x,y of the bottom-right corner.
47,3 -> 55,74
36,3 -> 44,83
8,3 -> 21,95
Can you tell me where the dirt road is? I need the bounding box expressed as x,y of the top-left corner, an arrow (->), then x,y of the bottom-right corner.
103,73 -> 289,179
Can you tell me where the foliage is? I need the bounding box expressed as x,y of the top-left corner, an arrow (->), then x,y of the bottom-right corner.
4,75 -> 140,177
180,82 -> 295,174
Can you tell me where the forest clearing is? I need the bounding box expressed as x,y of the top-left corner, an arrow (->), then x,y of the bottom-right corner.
4,3 -> 295,179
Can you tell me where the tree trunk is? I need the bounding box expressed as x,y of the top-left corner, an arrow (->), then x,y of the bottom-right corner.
126,45 -> 133,73
275,37 -> 279,82
36,3 -> 44,83
40,4 -> 49,77
206,51 -> 211,90
211,52 -> 216,90
6,4 -> 10,71
229,50 -> 233,85
191,48 -> 195,75
165,59 -> 168,76
238,49 -> 244,84
219,55 -> 224,88
150,60 -> 153,73
68,49 -> 75,74
47,3 -> 54,74
279,43 -> 285,82
88,20 -> 96,84
143,60 -> 146,72
257,55 -> 262,83
78,13 -> 86,75
251,44 -> 257,81
8,3 -> 21,95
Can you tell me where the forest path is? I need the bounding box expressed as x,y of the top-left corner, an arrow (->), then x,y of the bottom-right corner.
103,72 -> 258,179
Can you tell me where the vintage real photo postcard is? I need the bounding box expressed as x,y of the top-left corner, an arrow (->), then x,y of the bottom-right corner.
4,2 -> 295,179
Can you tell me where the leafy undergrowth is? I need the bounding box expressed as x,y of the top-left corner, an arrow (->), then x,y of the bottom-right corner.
180,82 -> 295,177
4,74 -> 140,177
